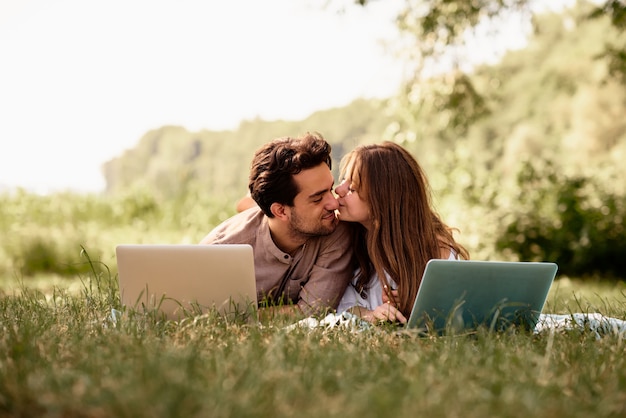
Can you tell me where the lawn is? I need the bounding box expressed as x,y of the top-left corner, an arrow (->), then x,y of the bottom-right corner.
0,270 -> 625,417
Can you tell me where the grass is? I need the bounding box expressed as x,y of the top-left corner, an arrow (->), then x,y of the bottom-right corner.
1,268 -> 625,418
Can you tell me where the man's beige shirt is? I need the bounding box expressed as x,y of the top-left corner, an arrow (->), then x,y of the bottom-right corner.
201,207 -> 353,316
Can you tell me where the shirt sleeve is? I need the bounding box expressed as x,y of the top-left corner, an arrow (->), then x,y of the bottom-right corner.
337,281 -> 359,313
337,273 -> 387,313
296,222 -> 354,316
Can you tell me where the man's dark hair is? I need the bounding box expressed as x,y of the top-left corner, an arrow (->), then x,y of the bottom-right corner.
248,132 -> 332,217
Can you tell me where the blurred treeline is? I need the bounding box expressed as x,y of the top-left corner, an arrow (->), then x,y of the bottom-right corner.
0,100 -> 391,282
1,2 -> 624,282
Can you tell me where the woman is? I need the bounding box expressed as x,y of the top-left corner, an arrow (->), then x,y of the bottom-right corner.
335,141 -> 469,324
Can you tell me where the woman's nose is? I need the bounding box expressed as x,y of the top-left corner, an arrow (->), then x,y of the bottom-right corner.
334,182 -> 346,197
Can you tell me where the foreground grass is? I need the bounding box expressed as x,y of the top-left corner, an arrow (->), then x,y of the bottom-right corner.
1,274 -> 625,417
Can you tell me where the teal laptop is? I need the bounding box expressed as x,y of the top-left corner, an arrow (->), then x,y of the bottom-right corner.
406,260 -> 558,333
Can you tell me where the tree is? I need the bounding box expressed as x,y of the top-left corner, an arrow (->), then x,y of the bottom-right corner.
590,0 -> 626,84
357,0 -> 625,134
351,0 -> 626,277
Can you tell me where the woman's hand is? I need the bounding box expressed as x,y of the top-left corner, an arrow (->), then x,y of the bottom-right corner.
382,285 -> 399,306
360,303 -> 407,324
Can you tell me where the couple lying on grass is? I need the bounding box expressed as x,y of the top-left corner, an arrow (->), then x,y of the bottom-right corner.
200,132 -> 468,325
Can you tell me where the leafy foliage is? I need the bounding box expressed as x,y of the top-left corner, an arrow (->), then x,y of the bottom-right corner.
389,2 -> 626,276
496,161 -> 626,278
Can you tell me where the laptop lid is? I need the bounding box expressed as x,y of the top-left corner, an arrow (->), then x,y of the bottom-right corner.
115,244 -> 257,320
406,260 -> 558,333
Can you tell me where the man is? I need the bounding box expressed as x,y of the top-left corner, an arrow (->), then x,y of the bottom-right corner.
200,132 -> 354,318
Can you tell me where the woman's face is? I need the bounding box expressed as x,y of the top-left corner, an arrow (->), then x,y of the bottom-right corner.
335,162 -> 372,230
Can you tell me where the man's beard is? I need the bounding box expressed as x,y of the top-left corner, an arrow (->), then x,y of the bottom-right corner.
288,208 -> 337,239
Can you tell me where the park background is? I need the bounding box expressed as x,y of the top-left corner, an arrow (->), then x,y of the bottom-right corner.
1,0 -> 624,285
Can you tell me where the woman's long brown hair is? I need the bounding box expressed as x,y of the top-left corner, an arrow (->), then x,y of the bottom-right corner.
341,142 -> 469,317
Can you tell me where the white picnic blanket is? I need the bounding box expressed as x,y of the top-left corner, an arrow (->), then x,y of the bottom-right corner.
535,313 -> 626,339
284,311 -> 373,332
285,312 -> 626,339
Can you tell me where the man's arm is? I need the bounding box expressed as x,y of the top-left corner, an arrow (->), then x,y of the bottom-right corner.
236,195 -> 257,213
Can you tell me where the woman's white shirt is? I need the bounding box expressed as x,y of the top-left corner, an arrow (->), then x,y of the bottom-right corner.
337,251 -> 457,314
336,271 -> 396,313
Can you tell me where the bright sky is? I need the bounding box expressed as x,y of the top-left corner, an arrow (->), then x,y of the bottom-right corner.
0,0 -> 406,193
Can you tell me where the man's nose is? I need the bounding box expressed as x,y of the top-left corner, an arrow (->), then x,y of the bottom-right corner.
326,193 -> 339,209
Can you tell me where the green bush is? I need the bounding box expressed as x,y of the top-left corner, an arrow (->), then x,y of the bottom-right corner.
496,161 -> 626,278
0,189 -> 237,279
5,232 -> 103,278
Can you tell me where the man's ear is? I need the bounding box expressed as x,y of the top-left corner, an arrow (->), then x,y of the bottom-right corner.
270,202 -> 289,220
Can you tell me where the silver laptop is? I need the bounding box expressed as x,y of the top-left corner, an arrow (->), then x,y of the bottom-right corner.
406,260 -> 558,333
116,244 -> 258,320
